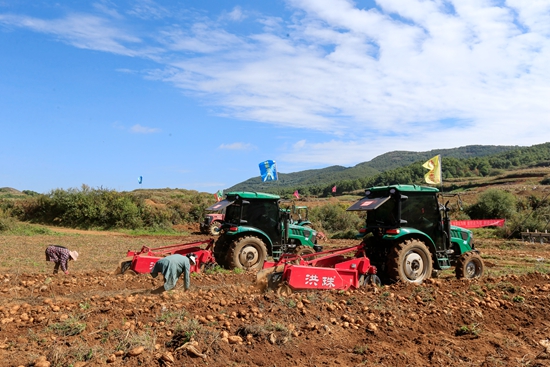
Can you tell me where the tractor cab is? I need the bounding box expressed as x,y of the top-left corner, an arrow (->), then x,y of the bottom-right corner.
348,184 -> 482,283
207,192 -> 320,270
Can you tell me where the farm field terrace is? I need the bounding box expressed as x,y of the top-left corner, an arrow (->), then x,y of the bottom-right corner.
1,229 -> 550,366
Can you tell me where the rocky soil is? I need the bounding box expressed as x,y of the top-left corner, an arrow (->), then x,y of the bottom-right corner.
1,233 -> 550,367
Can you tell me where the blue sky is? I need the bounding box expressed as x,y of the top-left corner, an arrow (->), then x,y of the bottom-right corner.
1,0 -> 549,194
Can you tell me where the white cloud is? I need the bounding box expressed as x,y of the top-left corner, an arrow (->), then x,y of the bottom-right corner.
218,142 -> 256,150
130,124 -> 160,134
293,140 -> 307,149
0,13 -> 142,56
2,0 -> 550,169
126,0 -> 170,20
225,6 -> 247,22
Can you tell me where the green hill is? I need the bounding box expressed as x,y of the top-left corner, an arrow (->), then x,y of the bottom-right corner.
227,145 -> 521,192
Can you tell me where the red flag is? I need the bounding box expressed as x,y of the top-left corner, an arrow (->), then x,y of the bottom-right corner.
293,190 -> 300,199
332,185 -> 337,193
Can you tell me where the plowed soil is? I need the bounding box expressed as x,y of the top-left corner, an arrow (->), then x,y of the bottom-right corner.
1,228 -> 550,367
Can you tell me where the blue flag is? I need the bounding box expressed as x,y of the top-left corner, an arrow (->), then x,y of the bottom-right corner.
138,176 -> 143,184
259,160 -> 278,182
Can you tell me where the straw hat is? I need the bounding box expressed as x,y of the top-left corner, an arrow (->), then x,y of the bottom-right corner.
69,251 -> 79,261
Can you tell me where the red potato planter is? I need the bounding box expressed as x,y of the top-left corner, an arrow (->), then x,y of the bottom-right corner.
116,239 -> 216,275
258,244 -> 379,295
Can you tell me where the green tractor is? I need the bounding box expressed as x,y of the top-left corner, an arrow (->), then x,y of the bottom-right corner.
280,203 -> 313,227
347,184 -> 484,284
207,192 -> 322,270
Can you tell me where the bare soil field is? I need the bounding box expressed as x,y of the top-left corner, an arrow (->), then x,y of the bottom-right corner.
2,226 -> 550,367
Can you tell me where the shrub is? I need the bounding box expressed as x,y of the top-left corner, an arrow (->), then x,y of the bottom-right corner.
0,208 -> 15,232
309,203 -> 362,235
465,189 -> 517,220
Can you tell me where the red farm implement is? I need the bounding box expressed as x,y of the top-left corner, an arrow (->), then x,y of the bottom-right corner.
257,243 -> 380,295
115,239 -> 216,275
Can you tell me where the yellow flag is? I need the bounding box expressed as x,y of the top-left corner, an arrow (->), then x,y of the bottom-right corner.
422,155 -> 441,184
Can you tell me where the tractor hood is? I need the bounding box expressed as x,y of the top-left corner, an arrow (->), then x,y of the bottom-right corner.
346,196 -> 391,211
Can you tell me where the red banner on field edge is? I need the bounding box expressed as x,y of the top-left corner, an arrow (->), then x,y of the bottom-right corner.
451,219 -> 506,229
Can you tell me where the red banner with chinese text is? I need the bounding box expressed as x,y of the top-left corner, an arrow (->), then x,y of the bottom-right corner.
451,219 -> 505,228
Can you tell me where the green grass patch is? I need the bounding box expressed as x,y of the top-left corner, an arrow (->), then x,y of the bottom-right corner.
48,316 -> 86,336
118,228 -> 186,236
204,265 -> 231,275
455,323 -> 481,337
1,223 -> 56,236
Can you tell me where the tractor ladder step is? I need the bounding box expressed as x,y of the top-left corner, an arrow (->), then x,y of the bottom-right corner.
271,249 -> 283,261
436,257 -> 451,269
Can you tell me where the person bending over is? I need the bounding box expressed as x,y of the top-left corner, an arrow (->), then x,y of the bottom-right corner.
45,245 -> 79,275
150,253 -> 197,293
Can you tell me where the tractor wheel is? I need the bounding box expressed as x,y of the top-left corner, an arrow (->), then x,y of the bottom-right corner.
456,252 -> 484,279
208,221 -> 222,236
387,239 -> 432,284
292,245 -> 316,264
213,239 -> 229,268
294,245 -> 315,257
226,236 -> 267,270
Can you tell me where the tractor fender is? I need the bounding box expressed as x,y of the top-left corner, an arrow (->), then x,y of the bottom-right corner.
382,228 -> 438,263
225,226 -> 274,254
451,240 -> 474,256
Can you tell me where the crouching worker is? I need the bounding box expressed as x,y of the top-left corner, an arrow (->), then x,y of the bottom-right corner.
45,245 -> 79,275
150,253 -> 197,294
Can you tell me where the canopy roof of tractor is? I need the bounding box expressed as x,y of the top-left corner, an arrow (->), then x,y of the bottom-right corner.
366,184 -> 439,194
206,191 -> 281,211
346,196 -> 391,211
224,191 -> 280,200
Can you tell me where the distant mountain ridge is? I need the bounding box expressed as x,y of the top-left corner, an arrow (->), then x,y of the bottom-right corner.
227,145 -> 520,192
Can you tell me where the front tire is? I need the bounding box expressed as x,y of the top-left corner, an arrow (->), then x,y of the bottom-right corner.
387,239 -> 432,284
208,221 -> 222,236
456,252 -> 484,279
294,245 -> 315,257
227,236 -> 267,270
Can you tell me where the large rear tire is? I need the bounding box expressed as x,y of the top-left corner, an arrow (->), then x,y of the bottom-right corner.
456,252 -> 484,279
387,239 -> 432,284
227,236 -> 267,270
213,239 -> 229,268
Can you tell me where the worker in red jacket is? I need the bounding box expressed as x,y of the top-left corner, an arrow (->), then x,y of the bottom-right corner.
45,245 -> 79,275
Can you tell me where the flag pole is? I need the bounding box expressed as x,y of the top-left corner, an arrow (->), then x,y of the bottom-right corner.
439,154 -> 443,194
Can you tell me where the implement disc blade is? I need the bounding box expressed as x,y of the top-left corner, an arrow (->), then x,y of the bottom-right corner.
114,256 -> 134,275
256,265 -> 285,284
